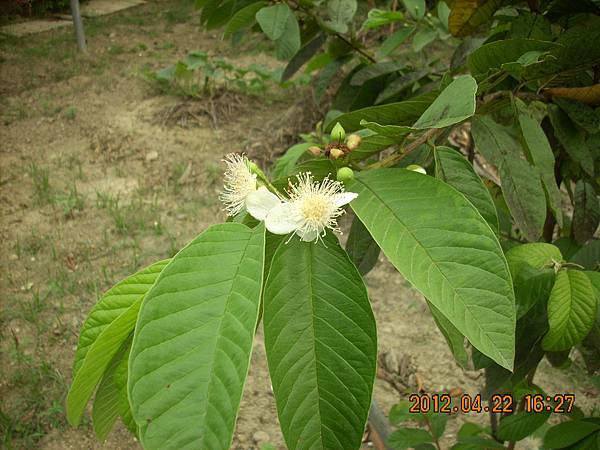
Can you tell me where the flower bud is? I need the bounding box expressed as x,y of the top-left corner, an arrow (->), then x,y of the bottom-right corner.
308,146 -> 321,156
336,167 -> 355,182
329,148 -> 344,160
330,122 -> 346,143
406,164 -> 426,174
346,134 -> 362,150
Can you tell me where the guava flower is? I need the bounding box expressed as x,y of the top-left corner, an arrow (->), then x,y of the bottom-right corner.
264,173 -> 358,242
219,153 -> 258,216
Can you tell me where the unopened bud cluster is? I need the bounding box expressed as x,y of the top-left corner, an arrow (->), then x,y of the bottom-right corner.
307,122 -> 362,161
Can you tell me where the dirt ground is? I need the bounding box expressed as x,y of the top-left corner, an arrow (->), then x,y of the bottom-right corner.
1,2 -> 598,449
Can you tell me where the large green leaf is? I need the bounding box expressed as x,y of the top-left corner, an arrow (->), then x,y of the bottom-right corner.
326,0 -> 357,33
263,233 -> 377,450
471,115 -> 546,242
517,104 -> 563,227
73,259 -> 169,377
224,1 -> 267,38
505,243 -> 560,319
256,4 -> 292,40
468,39 -> 558,77
542,269 -> 597,351
282,33 -> 327,82
350,61 -> 406,86
92,342 -> 130,440
434,146 -> 499,232
67,297 -> 143,426
275,11 -> 301,60
128,223 -> 265,450
544,421 -> 600,449
497,410 -> 550,442
331,94 -> 436,132
548,105 -> 595,176
505,243 -> 562,273
573,180 -> 600,245
448,0 -> 502,37
348,169 -> 515,369
413,75 -> 477,129
113,344 -> 137,436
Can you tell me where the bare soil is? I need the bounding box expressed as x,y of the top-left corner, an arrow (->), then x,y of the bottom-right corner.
1,2 -> 598,449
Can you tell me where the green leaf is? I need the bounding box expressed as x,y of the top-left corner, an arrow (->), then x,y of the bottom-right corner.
548,105 -> 595,176
452,437 -> 505,449
573,180 -> 600,245
428,300 -> 470,369
362,9 -> 405,29
128,223 -> 265,450
256,4 -> 292,40
113,345 -> 137,436
511,263 -> 555,319
509,12 -> 552,41
67,297 -> 143,427
497,410 -> 550,441
401,0 -> 425,20
275,12 -> 301,60
544,421 -> 600,449
434,146 -> 499,232
350,130 -> 397,161
348,169 -> 516,369
542,269 -> 597,351
272,143 -> 311,179
263,233 -> 377,450
571,239 -> 600,270
505,243 -> 562,273
326,0 -> 357,33
360,120 -> 412,141
375,69 -> 430,104
517,105 -> 563,227
554,98 -> 600,134
412,28 -> 437,52
282,33 -> 327,81
388,427 -> 432,450
224,1 -> 267,38
471,115 -> 546,242
332,95 -> 436,132
73,259 -> 169,377
346,215 -> 381,275
468,39 -> 558,77
92,344 -> 127,441
413,75 -> 477,129
376,27 -> 414,58
350,61 -> 406,86
448,0 -> 502,37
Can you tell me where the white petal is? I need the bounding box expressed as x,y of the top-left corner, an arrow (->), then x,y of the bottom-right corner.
333,192 -> 358,207
265,203 -> 303,235
246,187 -> 281,220
297,229 -> 319,242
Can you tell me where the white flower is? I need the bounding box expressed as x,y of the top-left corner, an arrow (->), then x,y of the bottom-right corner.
219,153 -> 257,216
264,173 -> 358,242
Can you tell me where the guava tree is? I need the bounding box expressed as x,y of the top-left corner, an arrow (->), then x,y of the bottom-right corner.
67,0 -> 600,448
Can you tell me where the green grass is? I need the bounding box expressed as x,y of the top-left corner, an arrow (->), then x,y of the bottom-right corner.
29,163 -> 53,206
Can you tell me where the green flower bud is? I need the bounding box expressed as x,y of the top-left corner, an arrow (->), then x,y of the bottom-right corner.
336,167 -> 355,182
330,122 -> 346,143
406,164 -> 426,174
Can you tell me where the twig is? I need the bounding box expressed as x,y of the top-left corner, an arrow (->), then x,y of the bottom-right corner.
367,128 -> 441,169
285,0 -> 377,63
